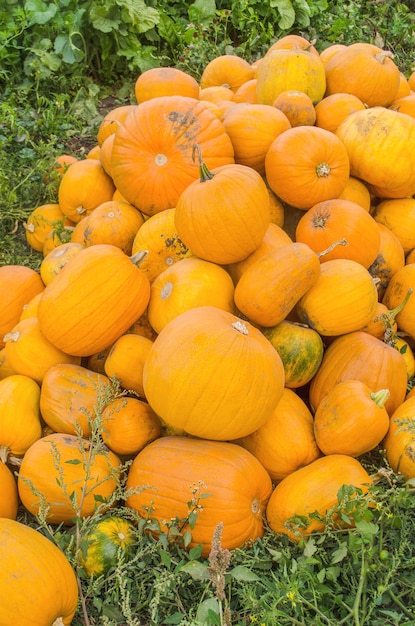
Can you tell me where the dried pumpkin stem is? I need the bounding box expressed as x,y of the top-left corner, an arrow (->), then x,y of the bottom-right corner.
192,143 -> 215,182
316,162 -> 331,178
389,287 -> 413,320
317,238 -> 348,258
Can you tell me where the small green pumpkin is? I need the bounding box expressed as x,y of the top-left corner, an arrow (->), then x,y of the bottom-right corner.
78,516 -> 136,577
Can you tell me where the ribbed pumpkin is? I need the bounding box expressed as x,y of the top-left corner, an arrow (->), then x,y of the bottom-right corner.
126,436 -> 272,557
18,432 -> 121,524
104,333 -> 153,397
0,347 -> 16,380
367,222 -> 405,300
0,375 -> 42,464
296,259 -> 379,336
0,265 -> 45,349
338,177 -> 371,212
237,387 -> 321,482
19,291 -> 43,320
335,106 -> 415,199
314,92 -> 366,133
39,241 -> 85,285
383,396 -> 415,480
200,54 -> 255,92
37,244 -> 151,357
143,306 -> 285,441
265,125 -> 350,210
234,242 -> 321,327
101,396 -> 162,456
110,96 -> 235,216
42,224 -> 75,257
96,104 -> 137,146
135,67 -> 200,102
78,515 -> 136,577
272,90 -> 316,127
40,363 -> 111,437
0,460 -> 18,519
23,203 -> 72,253
147,256 -> 236,334
389,93 -> 415,118
266,454 -> 373,541
309,331 -> 408,416
0,518 -> 79,626
175,148 -> 270,265
382,264 -> 415,340
313,380 -> 390,457
262,320 -> 324,388
373,198 -> 415,255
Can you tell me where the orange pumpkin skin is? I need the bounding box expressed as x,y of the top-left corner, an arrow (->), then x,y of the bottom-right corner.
309,331 -> 408,416
295,198 -> 381,268
143,306 -> 285,441
335,107 -> 415,199
233,78 -> 258,104
313,380 -> 390,457
40,363 -> 111,437
382,264 -> 415,340
338,177 -> 371,212
38,244 -> 151,357
23,203 -> 72,253
266,454 -> 372,541
0,347 -> 16,380
265,126 -> 350,210
101,396 -> 162,456
266,34 -> 319,56
389,93 -> 415,119
234,242 -> 321,327
0,518 -> 79,626
272,90 -> 316,127
314,92 -> 366,133
383,396 -> 415,479
238,388 -> 321,482
373,198 -> 415,255
42,224 -> 75,257
175,162 -> 270,265
148,256 -> 236,334
97,104 -> 137,146
368,222 -> 405,300
0,265 -> 45,349
0,461 -> 18,519
296,259 -> 379,336
135,67 -> 200,103
39,241 -> 85,285
200,54 -> 255,92
110,96 -> 235,216
126,436 -> 272,557
358,301 -> 398,341
104,333 -> 153,397
18,432 -> 121,524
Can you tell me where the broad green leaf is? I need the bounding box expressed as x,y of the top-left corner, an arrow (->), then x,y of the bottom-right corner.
180,560 -> 210,580
229,565 -> 260,582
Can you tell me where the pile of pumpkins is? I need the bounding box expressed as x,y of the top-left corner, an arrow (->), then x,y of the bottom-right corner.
3,33 -> 415,624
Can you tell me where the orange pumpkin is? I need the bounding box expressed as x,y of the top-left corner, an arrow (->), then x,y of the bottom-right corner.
233,78 -> 258,104
39,241 -> 85,285
99,132 -> 115,177
319,43 -> 347,66
37,244 -> 151,357
23,203 -> 72,253
389,93 -> 415,118
373,197 -> 415,255
338,176 -> 371,212
0,461 -> 18,519
265,125 -> 350,210
110,95 -> 235,216
18,432 -> 121,524
272,90 -> 316,127
175,147 -> 270,265
19,291 -> 43,320
200,54 -> 255,92
314,92 -> 366,133
0,347 -> 16,380
382,264 -> 415,340
126,436 -> 272,557
313,380 -> 390,457
367,222 -> 405,300
96,104 -> 137,146
135,67 -> 200,102
266,34 -> 319,56
143,306 -> 285,441
104,333 -> 153,397
383,395 -> 415,479
266,454 -> 373,541
40,363 -> 111,437
237,387 -> 321,482
42,224 -> 75,256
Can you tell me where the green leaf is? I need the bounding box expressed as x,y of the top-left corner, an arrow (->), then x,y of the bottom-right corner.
163,613 -> 185,625
158,548 -> 171,568
188,0 -> 216,24
331,541 -> 348,564
26,0 -> 57,25
90,6 -> 121,34
271,0 -> 296,29
354,519 -> 379,537
229,565 -> 260,582
180,560 -> 210,580
64,458 -> 82,465
196,598 -> 220,624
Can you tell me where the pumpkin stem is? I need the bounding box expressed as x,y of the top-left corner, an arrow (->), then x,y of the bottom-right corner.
232,320 -> 249,335
389,287 -> 413,320
0,445 -> 10,464
375,50 -> 394,64
130,249 -> 149,266
370,388 -> 390,408
192,143 -> 215,182
317,238 -> 348,258
52,618 -> 65,626
316,162 -> 331,178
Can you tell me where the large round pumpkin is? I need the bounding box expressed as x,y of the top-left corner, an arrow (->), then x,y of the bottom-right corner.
126,436 -> 272,557
382,264 -> 415,340
37,243 -> 151,357
383,395 -> 415,480
0,461 -> 18,519
0,518 -> 79,626
143,306 -> 285,441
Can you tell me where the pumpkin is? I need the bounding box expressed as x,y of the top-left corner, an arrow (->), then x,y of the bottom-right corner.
234,242 -> 321,327
233,78 -> 258,104
237,387 -> 321,482
104,333 -> 153,397
135,66 -> 200,102
389,93 -> 415,118
222,103 -> 291,175
265,125 -> 350,210
265,454 -> 373,541
367,222 -> 406,300
78,515 -> 136,577
39,241 -> 85,285
0,264 -> 45,349
394,336 -> 415,380
200,54 -> 255,92
98,132 -> 115,177
314,93 -> 366,133
42,224 -> 75,256
372,197 -> 415,255
19,291 -> 43,320
37,244 -> 151,357
0,374 -> 42,464
23,203 -> 72,253
110,95 -> 235,216
147,256 -> 236,334
319,43 -> 347,66
47,153 -> 78,179
0,347 -> 16,380
266,34 -> 319,56
18,432 -> 121,524
126,436 -> 272,557
87,144 -> 101,159
0,518 -> 79,626
383,396 -> 415,479
382,264 -> 415,340
313,380 -> 390,457
256,48 -> 326,106
338,177 -> 371,212
335,106 -> 415,199
130,208 -> 191,283
126,308 -> 158,341
295,198 -> 381,269
101,396 -> 162,456
97,104 -> 137,146
199,84 -> 235,103
309,331 -> 408,415
70,199 -> 145,255
58,158 -> 116,222
272,90 -> 316,127
296,258 -> 379,336
394,73 -> 412,99
174,146 -> 270,265
0,461 -> 18,519
143,306 -> 285,441
324,44 -> 401,107
4,317 -> 81,383
262,320 -> 324,388
40,363 -> 111,437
